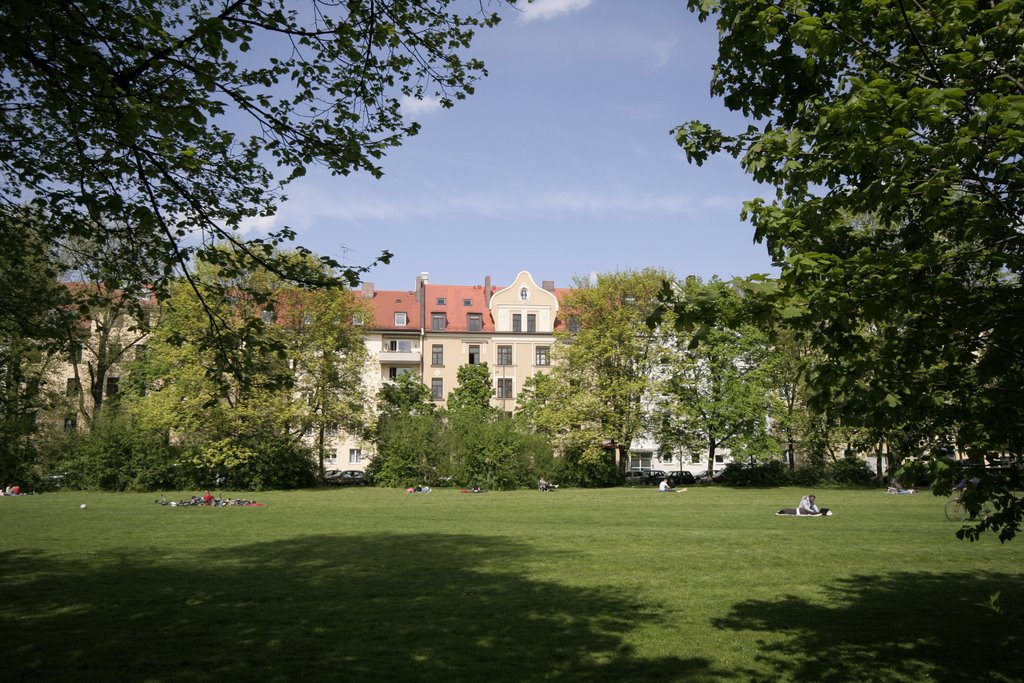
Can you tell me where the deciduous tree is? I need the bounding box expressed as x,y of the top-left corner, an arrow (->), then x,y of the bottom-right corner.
536,269 -> 670,474
651,277 -> 780,479
1,0 -> 507,375
674,0 -> 1024,539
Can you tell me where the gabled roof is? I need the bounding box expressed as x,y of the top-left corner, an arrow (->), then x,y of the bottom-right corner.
359,273 -> 575,334
364,289 -> 420,332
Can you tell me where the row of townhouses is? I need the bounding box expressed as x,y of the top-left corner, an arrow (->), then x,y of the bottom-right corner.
52,270 -> 734,477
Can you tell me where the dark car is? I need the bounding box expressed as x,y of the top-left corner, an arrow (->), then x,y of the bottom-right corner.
694,469 -> 725,484
624,470 -> 668,485
324,469 -> 372,486
644,470 -> 669,485
665,471 -> 696,485
624,470 -> 650,485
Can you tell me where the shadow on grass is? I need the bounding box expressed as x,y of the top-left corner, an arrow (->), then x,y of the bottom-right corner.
712,571 -> 1024,683
0,534 -> 731,682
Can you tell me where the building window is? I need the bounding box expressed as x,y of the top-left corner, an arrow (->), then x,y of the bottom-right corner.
387,339 -> 413,352
436,297 -> 446,305
497,345 -> 512,366
352,313 -> 365,326
431,312 -> 446,331
463,298 -> 473,306
325,449 -> 338,466
389,367 -> 414,379
105,376 -> 120,397
535,346 -> 550,366
431,344 -> 444,366
567,316 -> 581,333
527,314 -> 537,333
66,378 -> 80,397
469,345 -> 480,364
629,454 -> 653,470
467,313 -> 483,331
520,286 -> 529,302
349,448 -> 362,465
512,314 -> 522,332
496,378 -> 513,399
394,312 -> 408,326
431,378 -> 443,400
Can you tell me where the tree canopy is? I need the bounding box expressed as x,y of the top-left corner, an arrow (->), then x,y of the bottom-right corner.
651,277 -> 780,478
0,0 -> 505,317
673,0 -> 1024,539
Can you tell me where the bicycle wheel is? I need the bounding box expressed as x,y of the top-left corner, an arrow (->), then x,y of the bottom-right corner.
945,498 -> 966,522
977,502 -> 994,522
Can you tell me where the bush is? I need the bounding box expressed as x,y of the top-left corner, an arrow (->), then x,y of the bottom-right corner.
723,460 -> 792,487
553,446 -> 620,488
826,453 -> 876,486
36,410 -> 184,491
190,435 -> 317,491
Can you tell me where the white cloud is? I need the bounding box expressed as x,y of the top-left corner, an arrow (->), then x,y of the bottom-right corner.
520,0 -> 592,23
400,94 -> 443,116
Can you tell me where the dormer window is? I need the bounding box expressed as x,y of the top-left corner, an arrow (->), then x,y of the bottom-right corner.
395,312 -> 408,326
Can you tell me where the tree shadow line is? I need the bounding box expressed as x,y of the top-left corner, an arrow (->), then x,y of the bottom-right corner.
0,533 -> 736,682
710,570 -> 1024,683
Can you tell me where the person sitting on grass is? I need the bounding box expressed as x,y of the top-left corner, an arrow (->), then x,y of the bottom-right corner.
659,477 -> 675,493
797,494 -> 831,516
538,477 -> 557,491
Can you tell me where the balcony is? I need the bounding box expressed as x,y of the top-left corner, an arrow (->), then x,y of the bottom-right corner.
379,349 -> 421,364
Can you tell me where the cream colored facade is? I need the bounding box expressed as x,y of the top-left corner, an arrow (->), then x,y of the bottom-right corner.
424,271 -> 560,413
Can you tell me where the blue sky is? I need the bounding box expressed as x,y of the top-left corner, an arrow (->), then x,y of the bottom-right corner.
246,0 -> 774,292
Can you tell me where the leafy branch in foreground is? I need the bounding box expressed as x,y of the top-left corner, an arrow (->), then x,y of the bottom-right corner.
673,0 -> 1024,540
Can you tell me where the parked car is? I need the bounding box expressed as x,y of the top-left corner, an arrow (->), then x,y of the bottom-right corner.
324,469 -> 372,486
694,469 -> 725,484
624,470 -> 650,485
644,470 -> 668,485
665,471 -> 696,485
624,470 -> 669,485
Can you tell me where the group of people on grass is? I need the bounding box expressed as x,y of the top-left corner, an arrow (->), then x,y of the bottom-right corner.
155,491 -> 263,507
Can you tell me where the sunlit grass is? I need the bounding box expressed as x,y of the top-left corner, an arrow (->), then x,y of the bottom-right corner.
1,486 -> 1021,682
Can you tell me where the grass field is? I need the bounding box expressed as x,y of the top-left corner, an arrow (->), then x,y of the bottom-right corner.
2,486 -> 1022,682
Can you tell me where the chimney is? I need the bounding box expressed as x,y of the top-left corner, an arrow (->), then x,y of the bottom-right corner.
484,275 -> 492,306
542,280 -> 555,292
415,272 -> 428,302
362,282 -> 374,299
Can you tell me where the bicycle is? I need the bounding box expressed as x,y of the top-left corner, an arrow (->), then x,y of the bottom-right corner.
944,495 -> 993,522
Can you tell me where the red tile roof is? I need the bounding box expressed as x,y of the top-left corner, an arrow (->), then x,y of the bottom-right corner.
359,279 -> 575,333
423,283 -> 497,333
363,289 -> 421,331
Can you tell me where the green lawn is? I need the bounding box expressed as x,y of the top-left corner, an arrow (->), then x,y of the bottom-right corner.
2,486 -> 1021,682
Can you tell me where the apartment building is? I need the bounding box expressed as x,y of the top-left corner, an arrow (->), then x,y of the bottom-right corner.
358,270 -> 568,412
